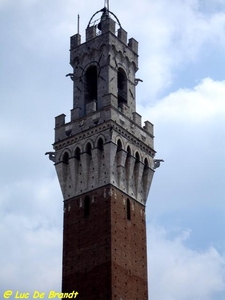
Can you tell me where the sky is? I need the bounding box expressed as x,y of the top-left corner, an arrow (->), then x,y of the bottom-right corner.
0,0 -> 225,299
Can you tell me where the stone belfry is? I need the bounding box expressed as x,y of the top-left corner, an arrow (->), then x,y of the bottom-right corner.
49,5 -> 156,300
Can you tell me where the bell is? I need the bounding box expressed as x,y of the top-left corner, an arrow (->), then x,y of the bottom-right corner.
98,7 -> 109,31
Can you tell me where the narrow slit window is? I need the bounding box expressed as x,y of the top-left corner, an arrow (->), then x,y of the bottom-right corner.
127,198 -> 131,221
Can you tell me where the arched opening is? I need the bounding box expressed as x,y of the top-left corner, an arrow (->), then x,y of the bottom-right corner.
75,147 -> 81,160
126,198 -> 131,220
135,152 -> 140,163
85,66 -> 98,103
84,196 -> 90,218
117,68 -> 127,107
144,158 -> 149,169
116,139 -> 123,167
86,143 -> 92,156
97,138 -> 104,151
143,157 -> 151,201
62,152 -> 69,164
117,139 -> 122,152
127,146 -> 131,157
125,145 -> 132,186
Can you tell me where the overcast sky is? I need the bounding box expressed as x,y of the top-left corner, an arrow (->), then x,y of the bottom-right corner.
0,0 -> 225,299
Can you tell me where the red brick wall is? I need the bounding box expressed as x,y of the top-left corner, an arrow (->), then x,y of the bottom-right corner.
111,188 -> 148,300
62,185 -> 148,300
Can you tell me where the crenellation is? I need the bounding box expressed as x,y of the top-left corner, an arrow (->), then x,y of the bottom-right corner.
70,33 -> 81,50
117,28 -> 127,44
55,114 -> 66,127
55,107 -> 154,153
143,120 -> 154,135
85,25 -> 96,42
128,38 -> 138,54
70,107 -> 80,120
133,112 -> 142,127
101,17 -> 116,35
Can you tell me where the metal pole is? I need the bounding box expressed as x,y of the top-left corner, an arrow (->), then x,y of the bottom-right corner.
104,0 -> 109,10
77,14 -> 80,34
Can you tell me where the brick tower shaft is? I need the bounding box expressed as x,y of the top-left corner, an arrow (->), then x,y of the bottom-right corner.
63,186 -> 148,299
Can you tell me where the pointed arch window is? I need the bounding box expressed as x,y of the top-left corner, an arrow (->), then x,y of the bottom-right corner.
116,139 -> 123,166
127,146 -> 131,157
135,152 -> 140,163
144,158 -> 149,169
62,152 -> 69,164
97,138 -> 104,151
125,146 -> 131,167
85,66 -> 98,103
86,143 -> 92,156
117,68 -> 127,107
75,147 -> 81,161
117,139 -> 122,152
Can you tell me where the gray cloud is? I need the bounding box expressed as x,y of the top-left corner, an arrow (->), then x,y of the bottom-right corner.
148,224 -> 225,300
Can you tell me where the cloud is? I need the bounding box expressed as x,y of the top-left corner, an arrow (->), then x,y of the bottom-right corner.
148,224 -> 225,300
0,177 -> 62,295
144,77 -> 225,123
127,0 -> 225,100
142,78 -> 225,250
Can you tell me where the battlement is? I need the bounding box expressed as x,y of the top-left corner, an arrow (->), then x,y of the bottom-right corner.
70,11 -> 138,55
54,107 -> 154,149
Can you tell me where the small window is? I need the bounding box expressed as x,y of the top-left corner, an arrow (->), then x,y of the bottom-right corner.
84,196 -> 90,218
127,198 -> 131,220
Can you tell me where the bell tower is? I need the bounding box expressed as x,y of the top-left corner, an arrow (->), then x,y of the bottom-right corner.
49,6 -> 156,300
